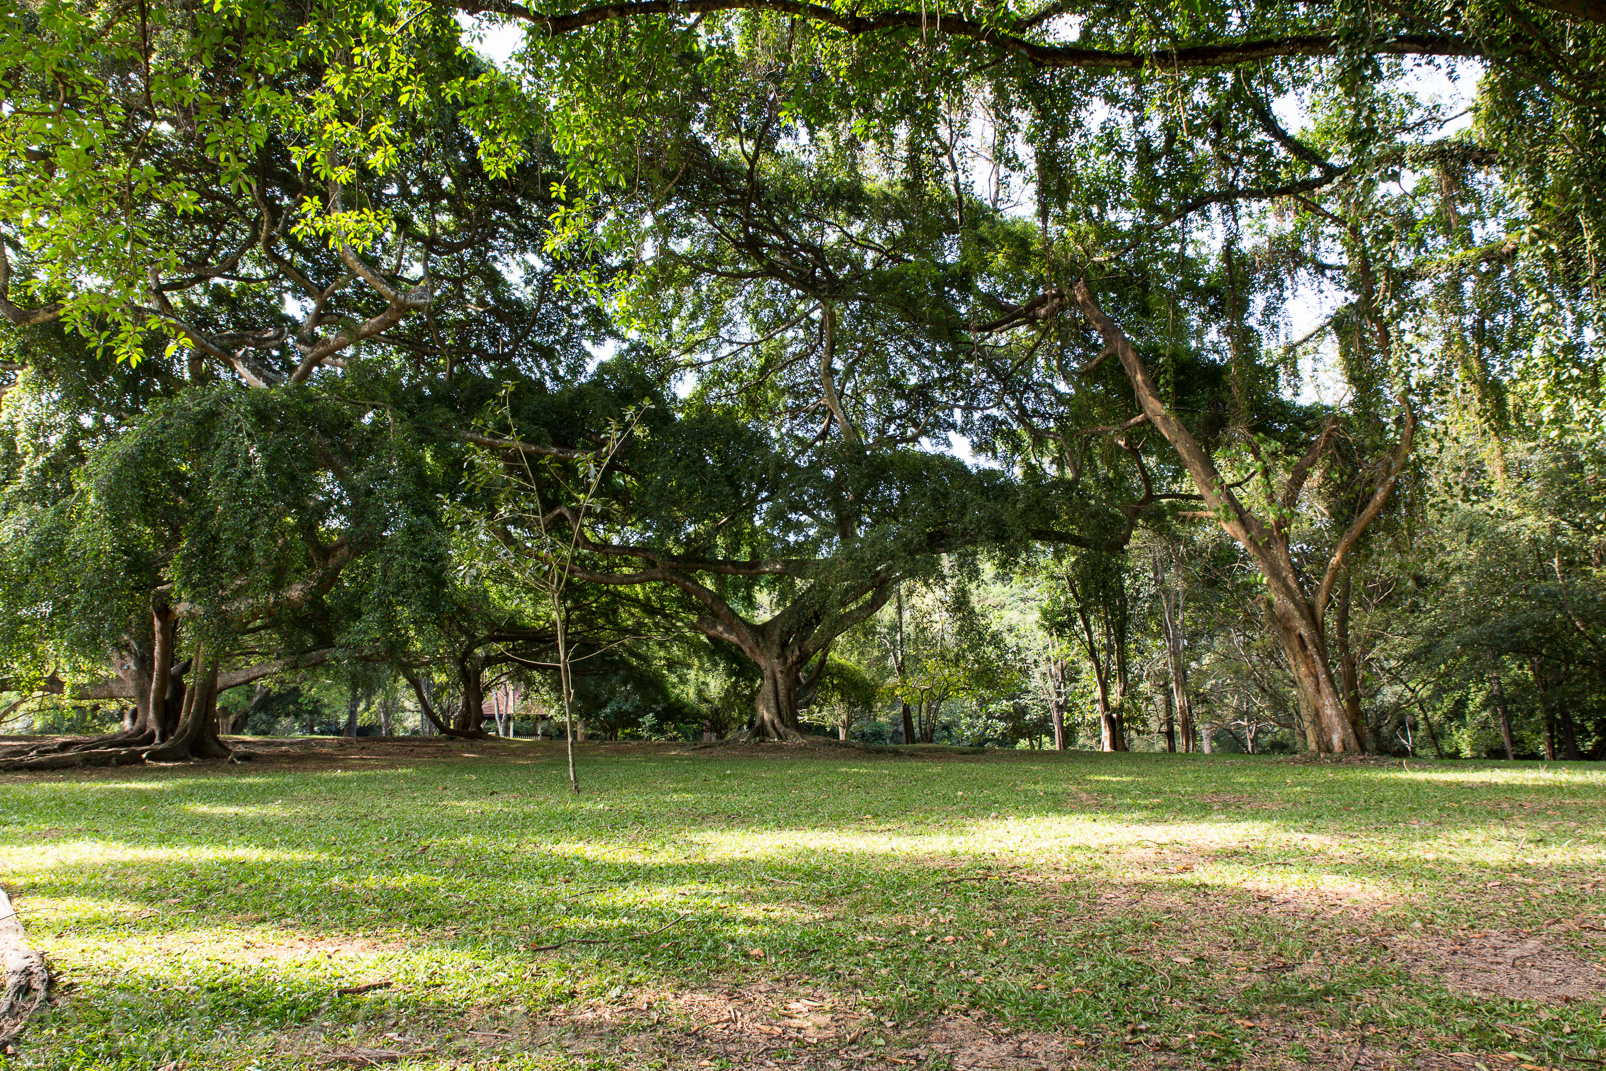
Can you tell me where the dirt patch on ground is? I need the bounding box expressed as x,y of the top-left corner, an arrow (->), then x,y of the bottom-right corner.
1196,792 -> 1281,810
243,934 -> 407,963
925,1015 -> 1086,1069
142,930 -> 408,966
1406,931 -> 1606,1002
365,989 -> 1526,1070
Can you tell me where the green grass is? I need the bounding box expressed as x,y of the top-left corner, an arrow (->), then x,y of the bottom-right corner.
2,741 -> 1603,1070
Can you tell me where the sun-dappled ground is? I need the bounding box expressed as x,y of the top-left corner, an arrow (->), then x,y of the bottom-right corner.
1,739 -> 1603,1070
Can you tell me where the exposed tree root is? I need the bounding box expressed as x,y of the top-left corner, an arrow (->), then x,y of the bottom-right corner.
740,724 -> 811,744
0,729 -> 154,761
0,887 -> 48,1048
0,743 -> 181,772
0,729 -> 235,772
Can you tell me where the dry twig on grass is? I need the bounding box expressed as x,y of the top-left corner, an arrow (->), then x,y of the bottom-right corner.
334,980 -> 393,996
530,911 -> 692,952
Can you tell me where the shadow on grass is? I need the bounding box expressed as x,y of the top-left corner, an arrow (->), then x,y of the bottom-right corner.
1,744 -> 1603,1068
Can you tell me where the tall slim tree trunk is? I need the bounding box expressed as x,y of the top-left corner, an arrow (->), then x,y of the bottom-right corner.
1490,674 -> 1516,760
1154,562 -> 1195,754
1160,686 -> 1176,753
343,689 -> 359,739
1532,658 -> 1556,760
146,596 -> 176,741
1333,571 -> 1374,752
1049,659 -> 1068,751
1415,700 -> 1448,759
896,585 -> 914,745
1076,604 -> 1124,753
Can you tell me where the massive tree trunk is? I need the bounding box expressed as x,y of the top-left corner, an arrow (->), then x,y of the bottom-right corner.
454,656 -> 488,735
751,656 -> 804,741
1070,281 -> 1411,755
1269,598 -> 1361,754
144,650 -> 229,762
0,644 -> 233,771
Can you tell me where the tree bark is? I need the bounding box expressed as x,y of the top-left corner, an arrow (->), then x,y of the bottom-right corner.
145,650 -> 229,761
454,656 -> 487,734
1412,700 -> 1447,758
1270,599 -> 1359,755
147,595 -> 176,741
1049,659 -> 1068,751
1558,700 -> 1582,761
751,656 -> 806,741
1160,685 -> 1176,753
1074,594 -> 1126,752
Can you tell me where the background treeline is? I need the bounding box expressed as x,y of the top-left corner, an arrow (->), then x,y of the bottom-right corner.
0,0 -> 1602,765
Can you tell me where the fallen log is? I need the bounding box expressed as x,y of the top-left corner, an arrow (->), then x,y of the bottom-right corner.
0,886 -> 48,1050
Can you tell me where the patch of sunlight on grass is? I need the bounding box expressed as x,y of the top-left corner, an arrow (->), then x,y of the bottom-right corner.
2,842 -> 320,875
7,747 -> 1606,1071
186,802 -> 294,817
1397,765 -> 1606,786
567,815 -> 1299,871
15,895 -> 151,920
33,778 -> 183,792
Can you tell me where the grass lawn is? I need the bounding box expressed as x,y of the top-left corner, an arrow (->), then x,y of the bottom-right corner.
1,740 -> 1603,1070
